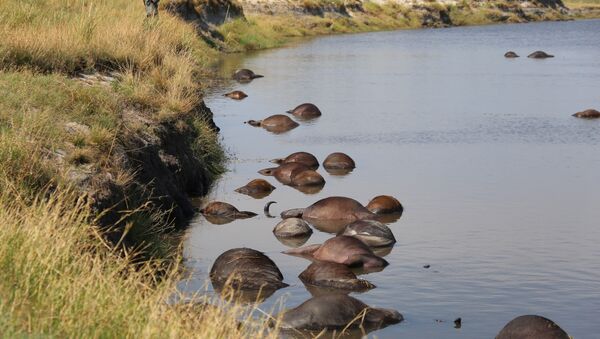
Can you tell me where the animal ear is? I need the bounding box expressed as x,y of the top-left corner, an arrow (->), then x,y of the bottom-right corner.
283,244 -> 321,255
361,254 -> 389,268
258,168 -> 274,176
343,254 -> 364,267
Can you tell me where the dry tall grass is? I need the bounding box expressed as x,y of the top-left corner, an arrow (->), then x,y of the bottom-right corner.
564,0 -> 600,16
217,6 -> 423,53
0,0 -> 215,71
0,0 -> 218,119
0,185 -> 279,337
0,69 -> 259,336
0,1 -> 249,336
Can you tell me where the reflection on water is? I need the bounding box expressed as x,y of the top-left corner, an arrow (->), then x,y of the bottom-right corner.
279,326 -> 377,339
290,184 -> 324,195
211,283 -> 279,305
304,217 -> 352,234
202,214 -> 238,225
275,234 -> 312,248
371,245 -> 394,258
324,168 -> 354,176
184,20 -> 600,338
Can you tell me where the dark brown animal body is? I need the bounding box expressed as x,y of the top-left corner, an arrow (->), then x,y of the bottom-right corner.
223,90 -> 248,100
282,196 -> 376,222
200,201 -> 257,219
495,315 -> 569,339
528,51 -> 554,58
285,235 -> 388,268
323,152 -> 355,173
259,163 -> 311,185
246,114 -> 299,133
366,195 -> 403,215
299,261 -> 375,291
232,69 -> 263,82
234,179 -> 275,199
287,103 -> 322,119
572,108 -> 600,119
504,51 -> 519,58
290,169 -> 325,187
270,152 -> 319,170
210,248 -> 288,291
274,294 -> 402,331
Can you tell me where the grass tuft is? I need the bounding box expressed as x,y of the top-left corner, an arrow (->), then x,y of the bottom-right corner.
0,187 -> 277,337
0,1 -> 233,333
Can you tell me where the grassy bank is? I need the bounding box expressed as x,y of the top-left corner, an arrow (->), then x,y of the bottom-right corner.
564,0 -> 600,8
0,186 -> 278,337
564,0 -> 600,18
217,0 -> 573,52
0,0 -> 245,336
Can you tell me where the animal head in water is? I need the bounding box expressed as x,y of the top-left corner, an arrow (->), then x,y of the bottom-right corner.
270,151 -> 319,170
286,103 -> 322,119
245,120 -> 262,127
223,90 -> 248,100
233,69 -> 264,82
366,195 -> 403,215
339,220 -> 396,247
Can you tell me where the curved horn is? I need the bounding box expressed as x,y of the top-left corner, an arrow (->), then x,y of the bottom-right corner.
264,201 -> 277,218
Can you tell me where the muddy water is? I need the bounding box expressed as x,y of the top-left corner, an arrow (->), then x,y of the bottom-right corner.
182,20 -> 600,338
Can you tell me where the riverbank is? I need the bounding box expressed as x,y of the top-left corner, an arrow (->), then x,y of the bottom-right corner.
0,0 -> 598,336
211,0 -> 590,52
564,0 -> 600,18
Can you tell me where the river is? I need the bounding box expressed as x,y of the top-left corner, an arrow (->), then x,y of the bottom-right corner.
182,19 -> 600,338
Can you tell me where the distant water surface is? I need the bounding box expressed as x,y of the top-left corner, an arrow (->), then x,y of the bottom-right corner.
182,20 -> 600,338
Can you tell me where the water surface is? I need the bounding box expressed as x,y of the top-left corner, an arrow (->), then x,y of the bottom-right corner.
182,20 -> 600,338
